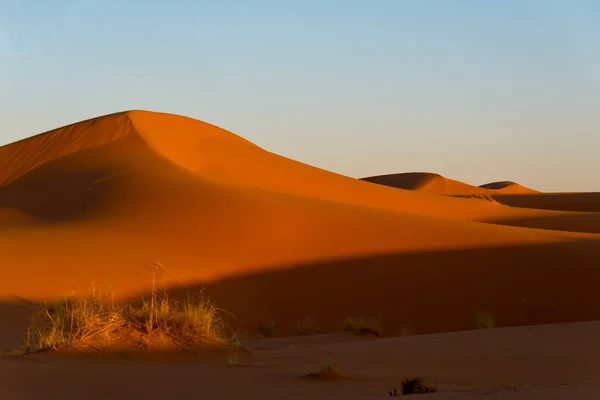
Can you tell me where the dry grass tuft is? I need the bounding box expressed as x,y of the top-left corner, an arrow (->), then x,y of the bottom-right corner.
257,320 -> 278,338
23,283 -> 235,354
304,362 -> 345,380
296,316 -> 318,335
343,316 -> 381,337
475,311 -> 496,329
398,325 -> 413,337
389,377 -> 437,396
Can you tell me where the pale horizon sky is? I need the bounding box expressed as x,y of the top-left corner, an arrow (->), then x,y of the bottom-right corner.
1,1 -> 599,192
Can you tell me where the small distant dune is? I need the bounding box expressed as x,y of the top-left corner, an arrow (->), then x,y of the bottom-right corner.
479,181 -> 539,194
361,172 -> 443,191
361,172 -> 489,196
362,173 -> 540,198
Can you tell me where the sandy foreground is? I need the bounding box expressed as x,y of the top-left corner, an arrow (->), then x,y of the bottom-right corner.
1,110 -> 599,399
1,310 -> 600,399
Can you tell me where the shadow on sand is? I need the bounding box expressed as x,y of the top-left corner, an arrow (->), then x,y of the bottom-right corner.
3,238 -> 600,345
161,237 -> 600,337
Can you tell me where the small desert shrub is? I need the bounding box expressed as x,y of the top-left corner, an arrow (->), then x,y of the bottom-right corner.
475,311 -> 496,329
24,285 -> 234,353
227,339 -> 243,366
390,377 -> 437,396
304,361 -> 344,380
296,316 -> 318,335
258,320 -> 278,338
399,325 -> 413,337
343,316 -> 381,336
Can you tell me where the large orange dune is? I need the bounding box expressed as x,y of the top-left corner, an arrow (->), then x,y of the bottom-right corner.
1,110 -> 600,337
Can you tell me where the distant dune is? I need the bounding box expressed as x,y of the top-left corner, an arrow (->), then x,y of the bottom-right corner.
361,172 -> 537,196
362,172 -> 599,214
479,181 -> 539,194
1,110 -> 600,337
361,172 -> 491,196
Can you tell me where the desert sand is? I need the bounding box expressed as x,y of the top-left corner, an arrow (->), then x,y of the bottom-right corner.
1,110 -> 600,398
2,307 -> 600,399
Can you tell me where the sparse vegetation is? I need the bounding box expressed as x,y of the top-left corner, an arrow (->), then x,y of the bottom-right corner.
343,316 -> 381,336
23,283 -> 235,354
399,325 -> 413,337
258,320 -> 278,338
296,316 -> 318,335
390,377 -> 437,396
304,361 -> 344,380
227,338 -> 243,366
475,311 -> 496,329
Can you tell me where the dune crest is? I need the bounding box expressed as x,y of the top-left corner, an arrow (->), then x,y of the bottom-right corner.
0,111 -> 258,189
362,173 -> 539,197
361,172 -> 489,196
479,181 -> 539,194
0,111 -> 531,222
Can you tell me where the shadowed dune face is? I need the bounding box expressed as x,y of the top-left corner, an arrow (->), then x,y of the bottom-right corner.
0,134 -> 172,222
189,238 -> 600,337
0,113 -> 134,188
1,110 -> 600,338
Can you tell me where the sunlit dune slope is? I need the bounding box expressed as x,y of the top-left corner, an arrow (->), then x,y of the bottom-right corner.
480,181 -> 539,194
1,110 -> 600,335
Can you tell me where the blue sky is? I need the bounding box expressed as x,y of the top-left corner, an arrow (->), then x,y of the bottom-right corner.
1,1 -> 599,191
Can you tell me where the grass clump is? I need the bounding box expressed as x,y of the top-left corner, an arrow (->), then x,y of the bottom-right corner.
296,316 -> 318,335
399,325 -> 413,337
343,316 -> 381,337
390,377 -> 437,396
304,361 -> 345,380
24,284 -> 235,354
475,311 -> 496,329
257,320 -> 278,338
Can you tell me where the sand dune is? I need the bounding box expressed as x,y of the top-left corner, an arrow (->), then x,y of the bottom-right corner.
479,181 -> 539,194
361,172 -> 489,196
360,172 -> 600,233
362,172 -> 538,196
1,110 -> 600,337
